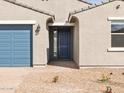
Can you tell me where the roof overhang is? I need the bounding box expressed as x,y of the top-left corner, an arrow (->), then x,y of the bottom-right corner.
48,22 -> 75,26
3,0 -> 55,18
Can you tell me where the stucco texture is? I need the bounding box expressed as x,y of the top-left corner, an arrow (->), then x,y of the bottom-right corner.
0,0 -> 51,66
0,0 -> 90,66
15,0 -> 90,22
74,1 -> 124,66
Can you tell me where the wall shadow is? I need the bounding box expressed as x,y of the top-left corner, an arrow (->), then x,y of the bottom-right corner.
48,61 -> 79,69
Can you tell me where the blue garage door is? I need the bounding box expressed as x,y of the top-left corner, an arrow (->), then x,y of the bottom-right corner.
0,25 -> 32,67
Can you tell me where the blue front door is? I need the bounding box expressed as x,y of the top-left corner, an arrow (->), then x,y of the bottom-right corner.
57,27 -> 72,59
0,25 -> 32,67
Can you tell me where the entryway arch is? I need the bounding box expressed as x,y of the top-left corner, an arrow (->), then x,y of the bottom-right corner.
69,16 -> 79,66
46,16 -> 79,69
46,17 -> 54,30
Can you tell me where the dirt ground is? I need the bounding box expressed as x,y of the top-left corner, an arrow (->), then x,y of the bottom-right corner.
15,65 -> 124,93
0,68 -> 32,93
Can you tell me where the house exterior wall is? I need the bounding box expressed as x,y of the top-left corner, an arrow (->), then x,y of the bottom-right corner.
0,0 -> 50,66
0,0 -> 90,66
74,1 -> 124,67
15,0 -> 90,22
2,0 -> 124,67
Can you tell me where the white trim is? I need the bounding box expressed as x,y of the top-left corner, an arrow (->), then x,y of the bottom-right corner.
0,20 -> 36,25
108,17 -> 124,21
48,22 -> 75,26
111,20 -> 124,24
111,22 -> 124,25
111,33 -> 124,35
108,48 -> 124,52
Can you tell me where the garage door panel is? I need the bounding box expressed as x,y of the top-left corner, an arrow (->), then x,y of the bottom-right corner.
14,34 -> 30,39
0,31 -> 11,34
12,64 -> 31,67
0,47 -> 11,51
0,64 -> 10,66
13,58 -> 30,64
0,36 -> 11,39
14,51 -> 30,58
0,58 -> 11,64
0,52 -> 11,58
13,31 -> 30,34
14,56 -> 30,59
0,43 -> 11,47
0,59 -> 11,63
14,43 -> 30,47
14,36 -> 30,39
0,37 -> 11,41
0,25 -> 32,67
14,40 -> 30,43
14,47 -> 31,51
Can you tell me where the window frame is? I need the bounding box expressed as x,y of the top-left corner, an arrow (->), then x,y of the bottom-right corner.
108,17 -> 124,52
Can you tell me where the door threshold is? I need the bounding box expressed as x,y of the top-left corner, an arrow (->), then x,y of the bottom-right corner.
49,59 -> 73,61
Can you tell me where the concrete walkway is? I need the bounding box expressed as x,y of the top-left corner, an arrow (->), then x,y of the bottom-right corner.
48,61 -> 78,69
0,68 -> 32,93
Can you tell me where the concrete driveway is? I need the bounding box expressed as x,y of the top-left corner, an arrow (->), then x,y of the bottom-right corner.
0,68 -> 33,93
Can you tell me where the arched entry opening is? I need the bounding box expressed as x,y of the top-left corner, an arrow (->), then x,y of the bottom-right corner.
46,17 -> 79,69
46,17 -> 54,30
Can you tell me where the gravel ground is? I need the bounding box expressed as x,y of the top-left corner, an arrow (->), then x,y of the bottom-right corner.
15,66 -> 124,93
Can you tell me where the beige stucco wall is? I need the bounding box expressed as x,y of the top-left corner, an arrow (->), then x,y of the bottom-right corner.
0,0 -> 50,66
75,1 -> 124,67
15,0 -> 90,22
0,0 -> 90,66
2,0 -> 124,67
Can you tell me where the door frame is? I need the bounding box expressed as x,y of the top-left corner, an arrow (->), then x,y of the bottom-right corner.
49,26 -> 73,61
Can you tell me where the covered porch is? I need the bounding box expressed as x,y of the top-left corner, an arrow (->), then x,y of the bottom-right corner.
46,16 -> 79,68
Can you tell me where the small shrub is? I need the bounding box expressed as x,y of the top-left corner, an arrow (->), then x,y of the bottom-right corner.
52,76 -> 59,83
98,74 -> 111,83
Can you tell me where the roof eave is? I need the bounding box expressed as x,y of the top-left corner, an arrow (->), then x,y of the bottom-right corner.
78,0 -> 93,5
3,0 -> 55,18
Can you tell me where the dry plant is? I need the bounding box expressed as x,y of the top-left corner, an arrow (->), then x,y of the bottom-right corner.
52,76 -> 59,83
98,74 -> 111,83
122,72 -> 124,75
